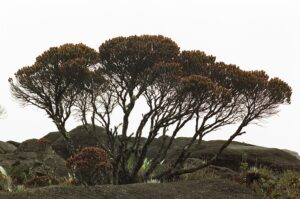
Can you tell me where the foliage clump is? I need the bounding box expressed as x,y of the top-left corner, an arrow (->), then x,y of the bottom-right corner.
235,157 -> 300,199
25,175 -> 59,188
242,168 -> 300,198
66,147 -> 112,185
9,43 -> 99,155
9,164 -> 31,185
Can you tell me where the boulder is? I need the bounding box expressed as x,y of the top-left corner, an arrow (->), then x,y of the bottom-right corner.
42,132 -> 61,145
6,141 -> 20,148
0,139 -> 68,185
40,125 -> 300,173
50,125 -> 107,159
17,139 -> 52,153
146,138 -> 300,172
0,141 -> 17,154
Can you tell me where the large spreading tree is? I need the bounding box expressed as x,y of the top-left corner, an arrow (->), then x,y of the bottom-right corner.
10,35 -> 292,184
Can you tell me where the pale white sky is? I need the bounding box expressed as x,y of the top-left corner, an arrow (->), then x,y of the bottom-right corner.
0,0 -> 299,153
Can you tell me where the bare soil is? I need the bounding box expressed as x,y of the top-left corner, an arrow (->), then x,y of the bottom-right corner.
0,179 -> 262,199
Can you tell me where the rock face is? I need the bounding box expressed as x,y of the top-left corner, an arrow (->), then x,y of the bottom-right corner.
194,141 -> 300,171
42,132 -> 61,145
161,139 -> 300,172
5,141 -> 20,148
44,126 -> 300,172
17,139 -> 52,153
1,125 -> 299,186
0,141 -> 17,154
0,139 -> 68,184
47,125 -> 107,159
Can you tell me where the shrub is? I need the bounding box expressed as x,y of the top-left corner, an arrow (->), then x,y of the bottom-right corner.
245,171 -> 261,185
25,175 -> 59,188
237,161 -> 300,199
60,173 -> 78,186
66,147 -> 112,185
137,158 -> 152,182
14,185 -> 26,192
9,164 -> 32,185
239,153 -> 249,173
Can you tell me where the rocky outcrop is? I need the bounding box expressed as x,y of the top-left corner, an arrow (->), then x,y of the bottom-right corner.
42,132 -> 61,145
0,139 -> 68,185
5,141 -> 20,148
0,141 -> 16,154
166,140 -> 300,172
43,126 -> 300,172
46,125 -> 107,159
1,124 -> 298,185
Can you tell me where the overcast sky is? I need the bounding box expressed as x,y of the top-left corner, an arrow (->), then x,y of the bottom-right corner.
0,0 -> 299,153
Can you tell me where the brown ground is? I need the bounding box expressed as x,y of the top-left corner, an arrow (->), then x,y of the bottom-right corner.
0,179 -> 262,199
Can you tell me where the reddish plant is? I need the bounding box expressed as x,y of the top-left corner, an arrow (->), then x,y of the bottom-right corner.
35,138 -> 49,145
66,147 -> 112,185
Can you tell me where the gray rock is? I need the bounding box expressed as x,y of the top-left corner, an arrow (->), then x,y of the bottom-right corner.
17,139 -> 52,153
50,125 -> 107,159
0,141 -> 17,154
0,139 -> 68,184
6,141 -> 20,148
42,132 -> 61,145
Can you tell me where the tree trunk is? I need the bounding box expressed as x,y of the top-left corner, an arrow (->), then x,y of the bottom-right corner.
55,123 -> 75,156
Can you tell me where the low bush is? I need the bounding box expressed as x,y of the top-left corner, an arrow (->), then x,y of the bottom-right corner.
66,147 -> 112,185
25,175 -> 59,188
237,161 -> 300,198
9,164 -> 32,185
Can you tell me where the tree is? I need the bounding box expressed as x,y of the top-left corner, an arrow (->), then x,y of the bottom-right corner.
77,35 -> 291,184
91,35 -> 181,184
11,35 -> 292,185
9,43 -> 99,154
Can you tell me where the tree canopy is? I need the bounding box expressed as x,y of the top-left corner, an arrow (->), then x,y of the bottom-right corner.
9,43 -> 99,147
10,35 -> 292,184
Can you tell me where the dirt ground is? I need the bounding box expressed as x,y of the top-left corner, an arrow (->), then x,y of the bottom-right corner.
0,179 -> 262,199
